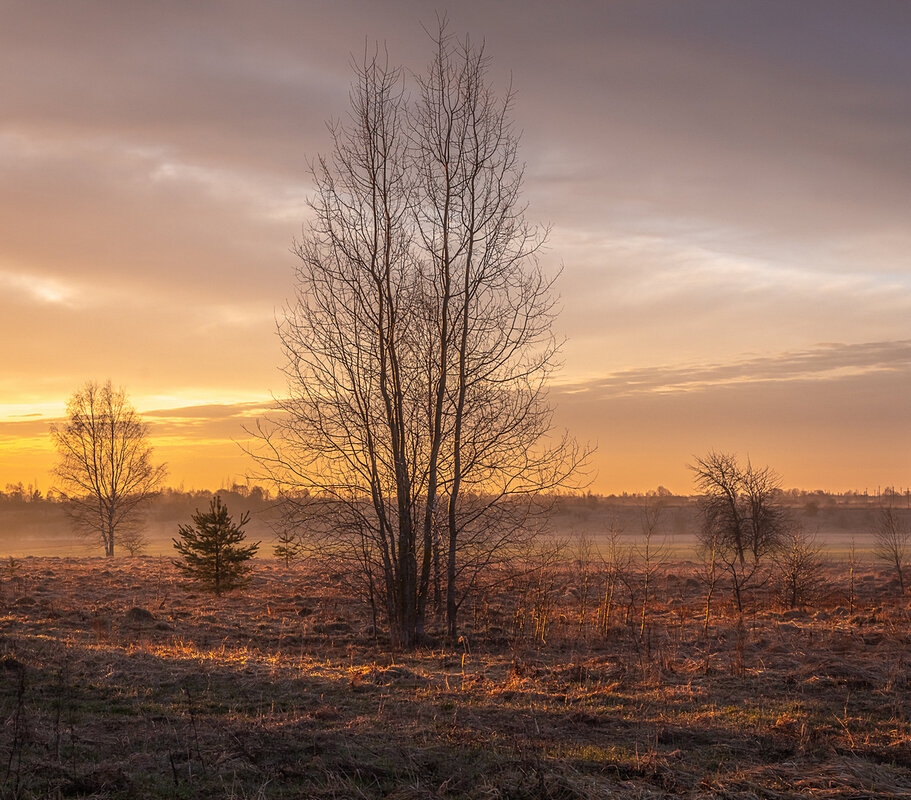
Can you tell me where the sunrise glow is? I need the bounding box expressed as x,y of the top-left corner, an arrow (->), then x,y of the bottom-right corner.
1,3 -> 908,494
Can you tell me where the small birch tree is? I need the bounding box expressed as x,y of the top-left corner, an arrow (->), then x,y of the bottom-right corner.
51,380 -> 166,557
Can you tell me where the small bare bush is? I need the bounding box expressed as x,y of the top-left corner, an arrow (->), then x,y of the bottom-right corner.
119,524 -> 148,557
873,502 -> 909,594
634,501 -> 667,639
596,525 -> 627,636
773,526 -> 824,609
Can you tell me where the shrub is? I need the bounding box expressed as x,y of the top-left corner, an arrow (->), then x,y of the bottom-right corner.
772,526 -> 823,609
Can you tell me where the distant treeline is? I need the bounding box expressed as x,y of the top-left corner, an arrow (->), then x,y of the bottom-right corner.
0,483 -> 275,510
0,484 -> 279,559
560,487 -> 911,508
2,482 -> 908,510
0,481 -> 905,559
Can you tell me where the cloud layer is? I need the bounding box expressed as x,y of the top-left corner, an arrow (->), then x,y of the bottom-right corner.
552,341 -> 911,492
1,1 -> 908,489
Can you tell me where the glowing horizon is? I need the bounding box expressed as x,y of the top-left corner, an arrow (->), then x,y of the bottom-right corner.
3,338 -> 908,496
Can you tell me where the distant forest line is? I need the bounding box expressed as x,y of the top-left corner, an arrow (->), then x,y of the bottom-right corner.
2,481 -> 910,507
0,481 -> 907,560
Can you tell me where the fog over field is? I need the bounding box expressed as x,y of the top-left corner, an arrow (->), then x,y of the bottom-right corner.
0,488 -> 902,560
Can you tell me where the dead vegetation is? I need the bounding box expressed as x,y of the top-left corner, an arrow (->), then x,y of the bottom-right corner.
1,555 -> 909,798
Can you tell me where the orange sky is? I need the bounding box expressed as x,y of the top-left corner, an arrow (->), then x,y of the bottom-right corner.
1,2 -> 909,494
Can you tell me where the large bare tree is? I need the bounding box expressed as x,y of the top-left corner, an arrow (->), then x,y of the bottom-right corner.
51,380 -> 166,557
253,29 -> 585,647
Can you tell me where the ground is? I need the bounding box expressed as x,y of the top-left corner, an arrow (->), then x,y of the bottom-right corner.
1,556 -> 909,799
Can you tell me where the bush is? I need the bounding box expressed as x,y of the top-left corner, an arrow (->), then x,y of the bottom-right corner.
773,527 -> 823,609
172,496 -> 259,594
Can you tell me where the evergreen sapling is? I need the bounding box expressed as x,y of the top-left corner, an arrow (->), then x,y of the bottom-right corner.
173,496 -> 259,594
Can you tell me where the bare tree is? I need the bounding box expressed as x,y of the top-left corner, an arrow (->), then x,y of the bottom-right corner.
873,499 -> 909,594
51,381 -> 166,557
251,30 -> 585,648
696,524 -> 721,636
119,524 -> 149,557
772,526 -> 824,609
597,524 -> 628,636
412,31 -> 584,638
634,500 -> 667,639
690,451 -> 788,613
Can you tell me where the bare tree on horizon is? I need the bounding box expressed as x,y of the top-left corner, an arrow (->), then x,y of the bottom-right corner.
50,380 -> 166,557
690,451 -> 789,613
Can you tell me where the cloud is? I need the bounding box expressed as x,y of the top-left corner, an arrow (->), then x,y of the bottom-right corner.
554,340 -> 911,400
145,402 -> 263,417
0,399 -> 276,463
129,400 -> 279,443
0,267 -> 78,306
552,341 -> 911,493
0,131 -> 297,301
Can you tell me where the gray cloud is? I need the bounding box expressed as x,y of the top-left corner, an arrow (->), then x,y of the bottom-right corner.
553,340 -> 911,399
0,399 -> 276,443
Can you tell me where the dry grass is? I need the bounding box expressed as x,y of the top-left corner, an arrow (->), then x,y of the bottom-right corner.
1,556 -> 909,798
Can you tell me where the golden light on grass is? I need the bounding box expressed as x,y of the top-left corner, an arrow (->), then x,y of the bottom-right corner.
2,555 -> 910,797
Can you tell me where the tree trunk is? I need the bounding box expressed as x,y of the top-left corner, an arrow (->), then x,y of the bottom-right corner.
446,526 -> 458,639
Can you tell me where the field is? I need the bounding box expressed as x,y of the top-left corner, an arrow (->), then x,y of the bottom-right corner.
1,554 -> 910,799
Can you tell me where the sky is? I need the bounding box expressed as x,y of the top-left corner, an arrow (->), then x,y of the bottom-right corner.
1,1 -> 909,494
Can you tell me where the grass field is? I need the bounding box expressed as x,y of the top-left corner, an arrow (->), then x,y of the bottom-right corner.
1,555 -> 909,799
